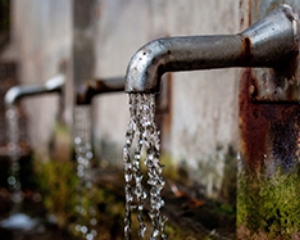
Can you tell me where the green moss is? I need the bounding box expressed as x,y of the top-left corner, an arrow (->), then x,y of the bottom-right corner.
50,122 -> 72,162
220,146 -> 237,205
35,159 -> 124,238
36,160 -> 78,226
164,223 -> 199,239
211,201 -> 236,218
159,152 -> 179,180
237,166 -> 300,239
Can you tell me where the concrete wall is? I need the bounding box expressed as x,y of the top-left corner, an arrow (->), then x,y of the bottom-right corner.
11,0 -> 72,159
9,0 -> 240,197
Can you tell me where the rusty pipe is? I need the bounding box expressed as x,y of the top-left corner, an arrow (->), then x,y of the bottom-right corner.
76,77 -> 124,105
5,73 -> 65,107
125,4 -> 299,93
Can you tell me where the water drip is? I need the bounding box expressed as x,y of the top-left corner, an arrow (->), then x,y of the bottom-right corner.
73,106 -> 98,240
2,106 -> 40,233
6,106 -> 23,209
124,94 -> 167,239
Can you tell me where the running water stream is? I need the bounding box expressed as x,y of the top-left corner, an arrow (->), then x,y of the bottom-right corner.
73,106 -> 98,240
6,106 -> 23,208
124,94 -> 167,239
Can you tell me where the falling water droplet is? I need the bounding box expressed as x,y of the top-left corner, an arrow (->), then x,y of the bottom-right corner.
81,226 -> 88,234
90,218 -> 97,226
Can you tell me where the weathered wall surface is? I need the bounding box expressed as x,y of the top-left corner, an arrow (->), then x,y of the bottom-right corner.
9,0 -> 240,197
168,1 -> 240,196
11,0 -> 72,159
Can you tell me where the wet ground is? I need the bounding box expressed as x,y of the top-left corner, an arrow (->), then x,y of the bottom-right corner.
0,190 -> 73,240
91,168 -> 236,240
0,165 -> 236,240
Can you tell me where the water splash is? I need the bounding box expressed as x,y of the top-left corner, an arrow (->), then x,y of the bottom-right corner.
0,213 -> 38,230
73,106 -> 98,240
124,94 -> 167,239
6,106 -> 23,207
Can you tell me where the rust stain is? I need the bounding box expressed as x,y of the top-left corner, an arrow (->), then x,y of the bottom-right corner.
240,69 -> 269,170
239,37 -> 253,65
240,69 -> 300,172
243,37 -> 252,59
76,78 -> 124,105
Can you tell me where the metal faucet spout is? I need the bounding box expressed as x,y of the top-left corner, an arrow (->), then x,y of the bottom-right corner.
5,73 -> 65,107
76,77 -> 124,105
125,4 -> 299,93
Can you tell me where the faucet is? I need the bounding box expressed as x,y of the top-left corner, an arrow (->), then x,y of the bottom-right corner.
76,77 -> 124,105
125,4 -> 299,93
124,4 -> 300,238
4,73 -> 65,107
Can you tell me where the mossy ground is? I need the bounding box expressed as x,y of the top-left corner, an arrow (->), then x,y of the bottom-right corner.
34,155 -> 236,239
237,166 -> 300,239
0,143 -> 236,239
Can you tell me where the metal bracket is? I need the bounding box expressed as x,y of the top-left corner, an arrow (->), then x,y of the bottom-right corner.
250,0 -> 300,102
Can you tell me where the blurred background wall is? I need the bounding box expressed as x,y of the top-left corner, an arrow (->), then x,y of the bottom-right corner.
0,0 -> 241,199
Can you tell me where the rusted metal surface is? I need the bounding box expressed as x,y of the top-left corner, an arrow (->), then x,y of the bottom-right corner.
76,77 -> 124,105
250,0 -> 300,102
239,0 -> 300,169
125,5 -> 298,94
239,70 -> 269,171
237,2 -> 300,236
239,69 -> 299,172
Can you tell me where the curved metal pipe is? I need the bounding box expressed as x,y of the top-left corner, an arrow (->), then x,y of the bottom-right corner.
76,77 -> 124,105
125,4 -> 299,93
5,74 -> 65,107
